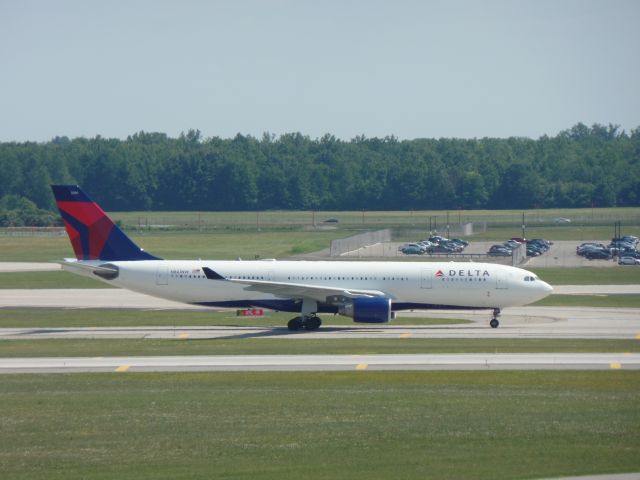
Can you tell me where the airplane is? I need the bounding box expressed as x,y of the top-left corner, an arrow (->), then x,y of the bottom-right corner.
51,185 -> 553,330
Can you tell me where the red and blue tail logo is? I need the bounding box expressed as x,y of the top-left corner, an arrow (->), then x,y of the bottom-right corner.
51,185 -> 160,261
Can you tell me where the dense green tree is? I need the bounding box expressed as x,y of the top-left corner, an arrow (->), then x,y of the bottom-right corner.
0,123 -> 637,219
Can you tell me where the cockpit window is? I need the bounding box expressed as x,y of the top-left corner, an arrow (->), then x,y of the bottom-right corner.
524,276 -> 536,282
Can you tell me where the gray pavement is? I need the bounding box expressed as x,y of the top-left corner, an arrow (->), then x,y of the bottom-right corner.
0,262 -> 61,272
0,289 -> 639,340
1,353 -> 638,374
346,240 -> 626,268
1,304 -> 639,340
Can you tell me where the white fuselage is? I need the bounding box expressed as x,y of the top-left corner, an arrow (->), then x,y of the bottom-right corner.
65,260 -> 553,312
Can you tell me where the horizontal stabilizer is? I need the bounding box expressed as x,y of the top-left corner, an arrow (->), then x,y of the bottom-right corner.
58,260 -> 119,280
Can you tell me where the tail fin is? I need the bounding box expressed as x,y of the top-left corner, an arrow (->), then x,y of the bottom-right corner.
51,185 -> 160,261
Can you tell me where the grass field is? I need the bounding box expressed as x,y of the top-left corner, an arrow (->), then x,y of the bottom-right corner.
1,338 -> 637,357
1,209 -> 638,480
533,294 -> 640,308
0,371 -> 638,480
2,206 -> 639,262
0,230 -> 348,262
529,267 -> 640,285
111,206 -> 640,230
0,271 -> 110,289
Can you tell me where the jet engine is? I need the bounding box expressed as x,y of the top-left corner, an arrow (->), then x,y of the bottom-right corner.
338,297 -> 392,323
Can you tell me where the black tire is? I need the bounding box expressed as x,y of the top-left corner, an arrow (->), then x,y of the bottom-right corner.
287,317 -> 304,331
490,318 -> 499,329
304,316 -> 322,331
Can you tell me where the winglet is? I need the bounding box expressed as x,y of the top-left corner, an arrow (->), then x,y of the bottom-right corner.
202,267 -> 226,280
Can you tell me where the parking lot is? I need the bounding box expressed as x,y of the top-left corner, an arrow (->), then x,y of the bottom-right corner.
339,240 -> 620,268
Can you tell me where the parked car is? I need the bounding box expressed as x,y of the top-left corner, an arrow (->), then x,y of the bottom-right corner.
441,240 -> 464,252
406,243 -> 427,253
526,244 -> 545,255
401,245 -> 423,255
488,245 -> 512,256
585,249 -> 612,260
503,240 -> 523,250
451,238 -> 469,247
430,244 -> 456,253
428,235 -> 449,244
577,243 -> 607,257
619,256 -> 640,265
528,239 -> 551,251
609,240 -> 635,250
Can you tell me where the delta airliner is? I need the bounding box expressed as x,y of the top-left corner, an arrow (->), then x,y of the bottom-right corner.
52,185 -> 553,330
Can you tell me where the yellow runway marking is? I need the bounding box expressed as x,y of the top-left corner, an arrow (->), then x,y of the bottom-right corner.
115,365 -> 130,372
356,363 -> 368,370
400,333 -> 412,338
179,333 -> 189,339
610,362 -> 622,370
636,334 -> 640,340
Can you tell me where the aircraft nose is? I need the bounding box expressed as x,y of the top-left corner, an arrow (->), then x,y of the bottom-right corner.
540,281 -> 553,294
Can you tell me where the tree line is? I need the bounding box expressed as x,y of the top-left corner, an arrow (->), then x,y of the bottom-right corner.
0,123 -> 638,223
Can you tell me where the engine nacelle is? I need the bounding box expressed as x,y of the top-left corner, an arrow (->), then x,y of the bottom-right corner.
339,297 -> 392,323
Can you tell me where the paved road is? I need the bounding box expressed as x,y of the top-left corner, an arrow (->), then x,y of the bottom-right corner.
0,289 -> 639,340
1,305 -> 639,340
1,353 -> 638,374
0,262 -> 61,272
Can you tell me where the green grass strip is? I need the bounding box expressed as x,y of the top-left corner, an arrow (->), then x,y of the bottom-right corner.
0,338 -> 637,357
0,271 -> 112,289
0,308 -> 469,328
534,294 -> 640,308
0,371 -> 638,480
530,267 -> 640,285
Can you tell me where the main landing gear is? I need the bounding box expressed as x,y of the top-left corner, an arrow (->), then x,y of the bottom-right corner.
287,315 -> 322,331
490,308 -> 501,329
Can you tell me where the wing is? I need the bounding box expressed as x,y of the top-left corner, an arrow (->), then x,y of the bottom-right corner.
202,267 -> 390,303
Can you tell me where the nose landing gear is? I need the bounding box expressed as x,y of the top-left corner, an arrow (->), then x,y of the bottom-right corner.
490,308 -> 501,328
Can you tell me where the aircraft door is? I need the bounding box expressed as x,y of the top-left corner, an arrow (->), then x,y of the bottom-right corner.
420,270 -> 433,289
156,265 -> 169,285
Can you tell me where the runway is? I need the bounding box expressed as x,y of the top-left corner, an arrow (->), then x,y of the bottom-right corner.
1,289 -> 639,339
1,305 -> 639,340
1,353 -> 638,374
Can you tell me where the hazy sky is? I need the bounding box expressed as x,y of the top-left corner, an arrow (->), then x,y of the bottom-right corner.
1,0 -> 639,141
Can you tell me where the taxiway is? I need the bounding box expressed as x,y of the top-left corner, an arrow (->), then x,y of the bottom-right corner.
0,353 -> 638,374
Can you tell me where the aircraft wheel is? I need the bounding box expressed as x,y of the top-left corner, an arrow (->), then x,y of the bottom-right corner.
490,318 -> 500,329
304,316 -> 322,331
288,317 -> 304,331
